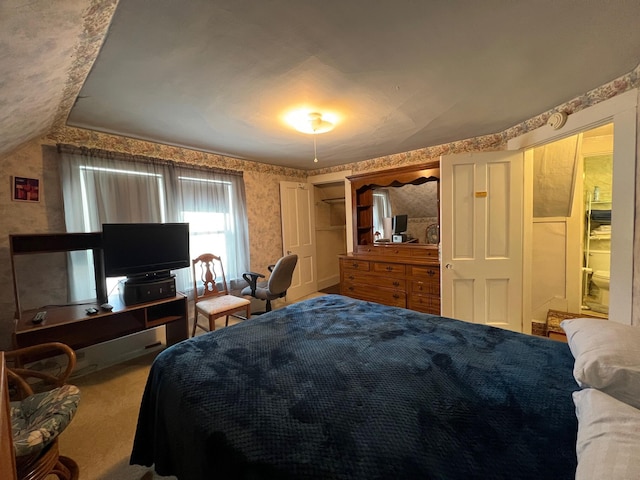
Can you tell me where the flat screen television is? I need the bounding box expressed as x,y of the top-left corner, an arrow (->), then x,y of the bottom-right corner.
392,214 -> 408,234
102,223 -> 190,281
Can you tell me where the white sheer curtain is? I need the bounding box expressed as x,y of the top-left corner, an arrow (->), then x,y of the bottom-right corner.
59,147 -> 250,300
173,164 -> 250,290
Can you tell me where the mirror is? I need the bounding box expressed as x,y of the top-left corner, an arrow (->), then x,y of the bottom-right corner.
372,181 -> 439,244
348,161 -> 440,247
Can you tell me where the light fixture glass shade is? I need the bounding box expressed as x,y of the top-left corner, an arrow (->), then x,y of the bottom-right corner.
285,110 -> 337,134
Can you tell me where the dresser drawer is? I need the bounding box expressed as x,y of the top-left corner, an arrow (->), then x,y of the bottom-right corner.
409,294 -> 440,315
409,265 -> 440,278
372,262 -> 406,276
342,283 -> 406,308
411,280 -> 439,296
343,271 -> 406,291
340,258 -> 371,272
410,247 -> 439,260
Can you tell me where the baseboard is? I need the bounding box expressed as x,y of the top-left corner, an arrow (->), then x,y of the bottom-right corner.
317,275 -> 340,291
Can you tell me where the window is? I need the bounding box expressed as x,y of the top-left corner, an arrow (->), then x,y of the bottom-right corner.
59,147 -> 250,301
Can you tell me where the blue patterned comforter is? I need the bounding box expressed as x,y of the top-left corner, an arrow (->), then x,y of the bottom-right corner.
131,295 -> 577,479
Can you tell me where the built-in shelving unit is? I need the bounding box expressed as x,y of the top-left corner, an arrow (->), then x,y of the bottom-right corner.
340,161 -> 442,315
348,162 -> 440,250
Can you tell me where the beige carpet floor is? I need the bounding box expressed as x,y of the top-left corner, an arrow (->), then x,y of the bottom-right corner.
58,293 -> 327,479
59,349 -> 169,480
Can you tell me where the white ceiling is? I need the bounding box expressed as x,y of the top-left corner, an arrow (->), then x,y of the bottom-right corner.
3,1 -> 640,170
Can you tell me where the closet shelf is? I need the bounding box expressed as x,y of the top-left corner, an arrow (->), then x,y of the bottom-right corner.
321,197 -> 345,204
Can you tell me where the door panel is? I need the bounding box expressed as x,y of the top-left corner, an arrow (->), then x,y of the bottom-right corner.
441,151 -> 523,332
452,279 -> 474,321
452,163 -> 475,259
487,162 -> 510,257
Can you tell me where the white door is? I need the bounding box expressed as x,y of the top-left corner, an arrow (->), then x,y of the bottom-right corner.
280,181 -> 317,300
440,151 -> 524,332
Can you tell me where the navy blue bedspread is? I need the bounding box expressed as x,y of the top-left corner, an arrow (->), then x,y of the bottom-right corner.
131,295 -> 578,479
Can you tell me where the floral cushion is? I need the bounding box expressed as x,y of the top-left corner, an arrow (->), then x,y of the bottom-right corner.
10,384 -> 80,457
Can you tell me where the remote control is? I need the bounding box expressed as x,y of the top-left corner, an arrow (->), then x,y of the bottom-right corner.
32,311 -> 47,324
86,307 -> 99,315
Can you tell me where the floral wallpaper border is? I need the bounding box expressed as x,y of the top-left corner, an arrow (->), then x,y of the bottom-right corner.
45,0 -> 640,179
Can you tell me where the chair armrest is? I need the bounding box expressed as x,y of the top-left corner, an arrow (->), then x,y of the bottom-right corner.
5,342 -> 76,399
242,271 -> 265,295
267,264 -> 275,273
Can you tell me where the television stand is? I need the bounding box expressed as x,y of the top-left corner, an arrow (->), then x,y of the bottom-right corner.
13,293 -> 189,351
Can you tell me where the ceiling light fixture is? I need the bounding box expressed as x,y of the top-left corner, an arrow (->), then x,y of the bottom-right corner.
285,110 -> 337,163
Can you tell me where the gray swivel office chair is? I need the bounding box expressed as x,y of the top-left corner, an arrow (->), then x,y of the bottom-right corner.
241,254 -> 298,313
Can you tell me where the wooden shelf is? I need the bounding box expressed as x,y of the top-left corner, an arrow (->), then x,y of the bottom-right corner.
10,233 -> 189,351
14,293 -> 188,350
321,197 -> 345,204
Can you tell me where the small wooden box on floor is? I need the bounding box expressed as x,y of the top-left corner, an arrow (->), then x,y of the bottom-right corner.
545,309 -> 606,342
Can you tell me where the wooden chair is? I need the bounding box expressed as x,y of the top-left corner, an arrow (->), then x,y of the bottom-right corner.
4,342 -> 80,480
2,352 -> 18,480
192,253 -> 251,336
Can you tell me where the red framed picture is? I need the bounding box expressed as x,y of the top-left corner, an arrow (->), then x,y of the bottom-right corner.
12,176 -> 40,202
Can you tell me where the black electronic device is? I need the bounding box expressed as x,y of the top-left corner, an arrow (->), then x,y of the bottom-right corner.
102,223 -> 190,281
392,214 -> 408,234
100,303 -> 114,311
86,307 -> 99,315
121,276 -> 177,306
32,311 -> 47,324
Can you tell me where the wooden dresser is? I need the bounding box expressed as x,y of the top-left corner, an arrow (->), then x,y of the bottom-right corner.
339,244 -> 440,315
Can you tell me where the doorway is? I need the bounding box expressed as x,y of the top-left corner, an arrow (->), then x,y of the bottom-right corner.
526,124 -> 612,324
314,182 -> 347,291
517,89 -> 636,328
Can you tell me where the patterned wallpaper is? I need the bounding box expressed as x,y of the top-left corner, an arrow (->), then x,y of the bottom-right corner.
308,65 -> 640,177
0,0 -> 117,157
1,16 -> 639,348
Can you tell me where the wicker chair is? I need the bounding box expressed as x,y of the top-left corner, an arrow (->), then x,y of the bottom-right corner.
4,342 -> 80,480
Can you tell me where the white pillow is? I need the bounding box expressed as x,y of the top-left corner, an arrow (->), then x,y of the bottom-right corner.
573,389 -> 640,480
561,318 -> 640,409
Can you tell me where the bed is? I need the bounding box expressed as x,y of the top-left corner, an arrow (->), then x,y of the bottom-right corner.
130,294 -> 578,479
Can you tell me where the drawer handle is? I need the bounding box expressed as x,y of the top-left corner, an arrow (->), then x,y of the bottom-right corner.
393,281 -> 400,287
386,266 -> 393,271
348,286 -> 354,291
352,263 -> 359,268
393,294 -> 400,299
349,275 -> 355,280
427,270 -> 435,276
